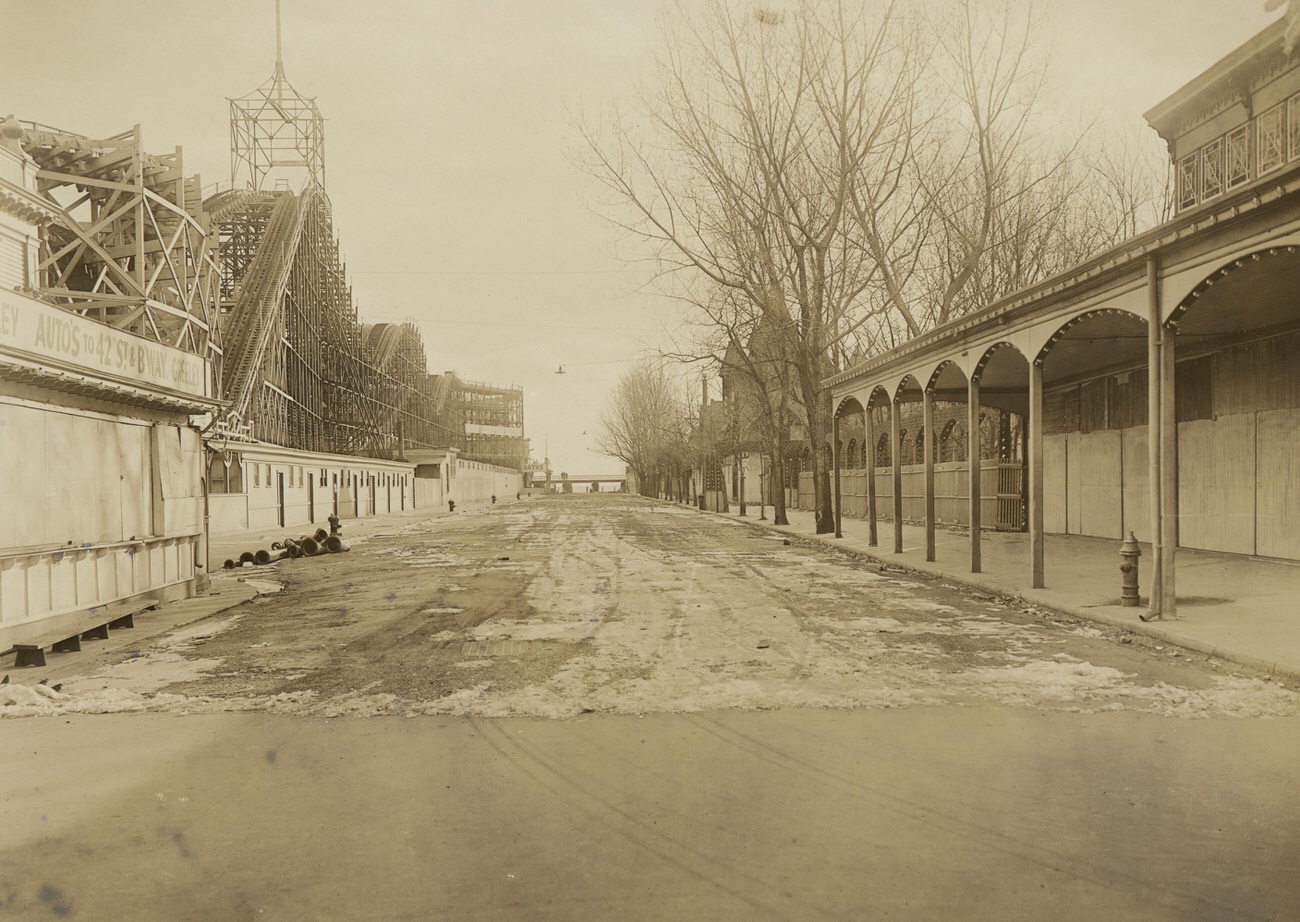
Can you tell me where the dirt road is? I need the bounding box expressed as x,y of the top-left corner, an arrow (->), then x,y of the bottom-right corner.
4,496 -> 1300,921
10,494 -> 1298,719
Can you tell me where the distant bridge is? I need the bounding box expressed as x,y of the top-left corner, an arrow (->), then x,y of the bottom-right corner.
529,472 -> 626,485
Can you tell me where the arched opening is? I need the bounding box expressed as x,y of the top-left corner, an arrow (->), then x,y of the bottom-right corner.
1035,309 -> 1150,544
876,432 -> 891,466
971,344 -> 1030,537
1164,247 -> 1300,560
938,419 -> 960,462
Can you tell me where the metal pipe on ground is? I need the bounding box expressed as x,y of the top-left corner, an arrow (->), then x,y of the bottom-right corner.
238,551 -> 257,565
324,535 -> 350,553
299,537 -> 321,556
254,548 -> 289,565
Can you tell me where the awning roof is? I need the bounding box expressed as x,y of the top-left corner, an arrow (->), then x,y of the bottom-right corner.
0,354 -> 221,415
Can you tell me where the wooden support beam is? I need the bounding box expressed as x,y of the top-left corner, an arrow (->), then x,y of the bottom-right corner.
891,397 -> 903,554
923,388 -> 936,562
1146,256 -> 1163,618
1161,324 -> 1178,618
833,413 -> 842,539
865,401 -> 877,547
968,376 -> 982,573
13,645 -> 46,668
1029,361 -> 1045,589
52,635 -> 82,653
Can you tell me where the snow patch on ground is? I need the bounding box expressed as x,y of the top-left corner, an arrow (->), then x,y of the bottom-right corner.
7,667 -> 1299,722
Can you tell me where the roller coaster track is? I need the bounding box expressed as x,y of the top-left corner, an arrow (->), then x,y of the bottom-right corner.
13,112 -> 524,467
223,189 -> 309,424
205,178 -> 523,465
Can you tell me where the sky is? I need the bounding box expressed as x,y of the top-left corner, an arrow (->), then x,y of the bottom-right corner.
0,0 -> 1286,475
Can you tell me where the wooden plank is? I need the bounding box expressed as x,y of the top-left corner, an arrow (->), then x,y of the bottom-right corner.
1255,408 -> 1300,559
969,379 -> 981,572
1043,434 -> 1068,534
1121,426 -> 1151,543
923,391 -> 935,561
1077,430 -> 1123,539
1030,363 -> 1044,588
1065,432 -> 1082,535
1178,414 -> 1256,554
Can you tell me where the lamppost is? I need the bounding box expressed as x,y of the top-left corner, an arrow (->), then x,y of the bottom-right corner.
738,451 -> 748,516
758,454 -> 767,521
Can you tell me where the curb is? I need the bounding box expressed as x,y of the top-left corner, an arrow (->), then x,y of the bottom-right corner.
693,505 -> 1300,687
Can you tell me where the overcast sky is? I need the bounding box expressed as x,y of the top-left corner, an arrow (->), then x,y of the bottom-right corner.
0,0 -> 1284,475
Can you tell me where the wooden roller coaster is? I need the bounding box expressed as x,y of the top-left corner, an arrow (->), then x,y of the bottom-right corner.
11,16 -> 526,470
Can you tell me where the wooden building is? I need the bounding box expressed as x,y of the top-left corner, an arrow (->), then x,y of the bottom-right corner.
0,124 -> 220,656
829,20 -> 1300,618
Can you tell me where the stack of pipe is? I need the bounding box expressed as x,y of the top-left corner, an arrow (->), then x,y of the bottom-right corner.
220,526 -> 348,568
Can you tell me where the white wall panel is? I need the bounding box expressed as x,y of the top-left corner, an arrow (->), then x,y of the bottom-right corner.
1256,408 -> 1300,559
1065,433 -> 1082,535
1179,414 -> 1256,554
1078,430 -> 1123,539
0,401 -> 47,546
1044,434 -> 1067,534
1121,427 -> 1151,543
117,421 -> 149,541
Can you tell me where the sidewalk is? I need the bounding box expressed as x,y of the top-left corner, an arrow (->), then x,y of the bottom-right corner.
703,502 -> 1300,684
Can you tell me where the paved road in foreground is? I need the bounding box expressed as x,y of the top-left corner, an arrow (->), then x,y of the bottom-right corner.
3,495 -> 1299,920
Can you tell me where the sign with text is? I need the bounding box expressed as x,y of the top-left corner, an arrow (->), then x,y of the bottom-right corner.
0,292 -> 208,399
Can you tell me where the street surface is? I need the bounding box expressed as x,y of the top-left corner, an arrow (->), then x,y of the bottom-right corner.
3,494 -> 1299,920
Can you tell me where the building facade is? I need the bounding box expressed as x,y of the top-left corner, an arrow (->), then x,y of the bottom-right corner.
1,128 -> 218,654
828,19 -> 1300,617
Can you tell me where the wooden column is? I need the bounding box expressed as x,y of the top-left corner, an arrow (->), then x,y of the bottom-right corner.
1146,256 -> 1163,617
1029,361 -> 1045,588
1160,324 -> 1178,618
865,401 -> 878,547
968,375 -> 982,573
891,396 -> 903,554
923,388 -> 936,562
833,412 -> 842,539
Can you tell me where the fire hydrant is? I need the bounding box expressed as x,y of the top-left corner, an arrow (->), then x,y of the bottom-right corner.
1119,532 -> 1142,607
328,512 -> 342,536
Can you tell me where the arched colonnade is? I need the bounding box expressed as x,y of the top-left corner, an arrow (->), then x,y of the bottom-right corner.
830,227 -> 1300,619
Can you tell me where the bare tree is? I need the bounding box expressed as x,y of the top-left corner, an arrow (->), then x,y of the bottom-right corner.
597,362 -> 693,497
581,1 -> 900,532
695,284 -> 805,525
581,0 -> 1169,532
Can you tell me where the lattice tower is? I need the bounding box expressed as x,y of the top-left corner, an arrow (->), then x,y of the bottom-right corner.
229,1 -> 324,192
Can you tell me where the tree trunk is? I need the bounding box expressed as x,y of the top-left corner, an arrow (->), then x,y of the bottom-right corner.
771,438 -> 789,526
805,397 -> 834,534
